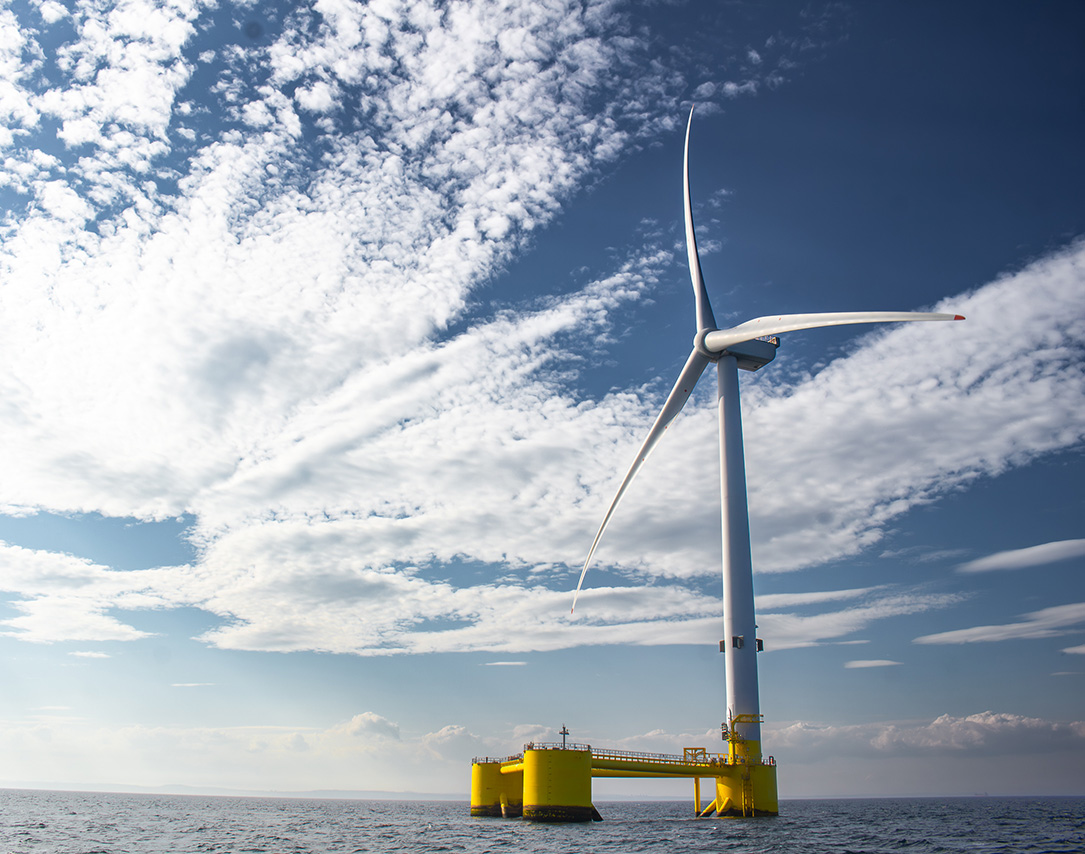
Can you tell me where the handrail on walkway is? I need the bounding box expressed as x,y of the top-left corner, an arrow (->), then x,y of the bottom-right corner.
473,744 -> 776,767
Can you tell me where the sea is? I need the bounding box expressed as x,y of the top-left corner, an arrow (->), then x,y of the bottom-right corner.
1,790 -> 1083,854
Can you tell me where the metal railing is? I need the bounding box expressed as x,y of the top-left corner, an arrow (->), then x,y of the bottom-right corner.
472,744 -> 776,767
471,754 -> 522,764
590,746 -> 727,766
471,742 -> 591,764
523,741 -> 591,751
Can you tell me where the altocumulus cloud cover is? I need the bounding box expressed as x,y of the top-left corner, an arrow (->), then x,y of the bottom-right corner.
0,0 -> 1083,796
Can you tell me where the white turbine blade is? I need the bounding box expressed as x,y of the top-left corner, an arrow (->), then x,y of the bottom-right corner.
703,311 -> 965,352
684,106 -> 717,333
572,348 -> 710,613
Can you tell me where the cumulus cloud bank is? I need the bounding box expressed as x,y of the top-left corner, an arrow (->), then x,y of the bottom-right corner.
772,711 -> 1085,759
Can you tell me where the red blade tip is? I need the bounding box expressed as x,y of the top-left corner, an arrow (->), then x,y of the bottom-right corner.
954,314 -> 965,320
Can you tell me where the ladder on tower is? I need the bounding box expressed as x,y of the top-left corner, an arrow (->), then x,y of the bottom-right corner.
740,767 -> 755,817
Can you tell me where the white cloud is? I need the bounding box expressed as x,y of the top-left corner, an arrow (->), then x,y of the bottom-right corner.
772,711 -> 1085,759
740,241 -> 1085,574
758,590 -> 964,651
913,602 -> 1085,645
529,710 -> 1085,773
0,6 -> 42,148
1,229 -> 1080,654
0,0 -> 1082,660
0,711 -> 500,792
549,241 -> 1085,586
844,660 -> 900,668
871,712 -> 1085,754
1,706 -> 1079,796
0,0 -> 669,529
36,2 -> 69,25
756,587 -> 882,609
3,594 -> 155,644
0,532 -> 961,654
34,0 -> 199,160
294,79 -> 338,113
958,539 -> 1085,573
722,80 -> 758,97
337,712 -> 401,741
0,541 -> 195,643
36,180 -> 95,223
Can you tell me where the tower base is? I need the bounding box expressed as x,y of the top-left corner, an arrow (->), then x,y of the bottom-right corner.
698,763 -> 778,817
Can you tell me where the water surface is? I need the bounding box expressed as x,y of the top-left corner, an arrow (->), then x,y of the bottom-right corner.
2,790 -> 1082,853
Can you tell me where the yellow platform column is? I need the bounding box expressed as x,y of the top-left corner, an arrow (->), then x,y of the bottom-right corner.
713,758 -> 778,817
750,762 -> 779,816
522,748 -> 600,822
470,761 -> 523,817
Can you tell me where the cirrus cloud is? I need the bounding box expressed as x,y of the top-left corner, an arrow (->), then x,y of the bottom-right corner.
957,539 -> 1085,573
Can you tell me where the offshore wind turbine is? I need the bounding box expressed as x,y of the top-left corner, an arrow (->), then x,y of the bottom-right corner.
572,107 -> 962,808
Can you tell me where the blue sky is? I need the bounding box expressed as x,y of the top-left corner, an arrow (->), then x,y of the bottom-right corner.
0,0 -> 1083,799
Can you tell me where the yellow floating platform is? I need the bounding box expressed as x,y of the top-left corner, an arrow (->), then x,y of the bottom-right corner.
471,742 -> 777,821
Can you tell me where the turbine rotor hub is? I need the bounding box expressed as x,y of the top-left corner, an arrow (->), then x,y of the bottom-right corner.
694,328 -> 722,361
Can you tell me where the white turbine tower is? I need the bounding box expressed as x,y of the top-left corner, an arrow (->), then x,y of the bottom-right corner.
572,107 -> 962,809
